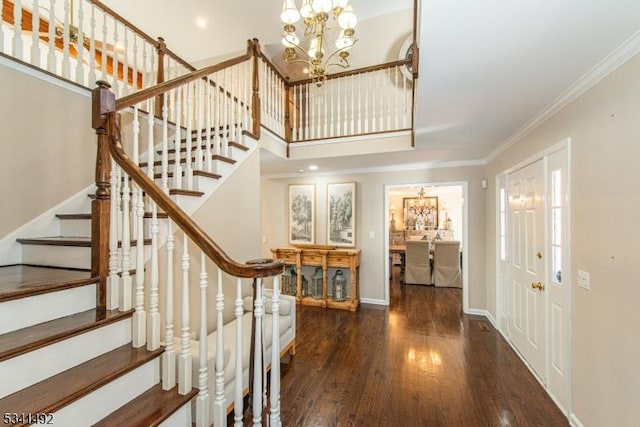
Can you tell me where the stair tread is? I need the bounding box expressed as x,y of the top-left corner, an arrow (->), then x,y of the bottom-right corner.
93,384 -> 197,427
16,236 -> 152,247
153,170 -> 222,180
0,308 -> 133,363
229,141 -> 249,151
0,343 -> 162,420
140,154 -> 236,168
0,265 -> 96,303
57,212 -> 169,219
169,189 -> 204,197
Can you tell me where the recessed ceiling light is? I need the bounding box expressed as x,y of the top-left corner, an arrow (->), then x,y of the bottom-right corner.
196,17 -> 207,29
308,165 -> 319,171
297,168 -> 304,173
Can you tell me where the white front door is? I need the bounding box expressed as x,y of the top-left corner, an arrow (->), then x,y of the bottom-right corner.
507,159 -> 546,379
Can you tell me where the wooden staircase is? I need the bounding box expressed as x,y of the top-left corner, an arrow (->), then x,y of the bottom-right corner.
0,126 -> 256,425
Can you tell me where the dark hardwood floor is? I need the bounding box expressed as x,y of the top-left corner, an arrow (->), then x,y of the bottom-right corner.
276,267 -> 568,426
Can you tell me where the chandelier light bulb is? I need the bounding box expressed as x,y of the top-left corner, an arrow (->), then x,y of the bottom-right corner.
332,0 -> 349,13
282,32 -> 300,48
300,0 -> 313,18
338,4 -> 357,29
312,0 -> 333,14
335,29 -> 355,50
280,0 -> 301,25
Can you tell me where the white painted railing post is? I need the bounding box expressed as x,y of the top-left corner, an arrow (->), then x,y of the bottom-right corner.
75,0 -> 85,85
252,278 -> 264,426
147,202 -> 160,351
161,93 -> 170,193
132,106 -> 146,347
107,158 -> 120,310
213,267 -> 226,426
178,235 -> 192,395
269,276 -> 282,427
61,0 -> 71,79
119,168 -> 132,311
185,83 -> 194,190
162,220 -> 176,390
13,0 -> 23,60
234,277 -> 244,427
195,253 -> 210,427
173,87 -> 184,190
89,4 -> 97,86
31,0 -> 41,68
196,79 -> 204,171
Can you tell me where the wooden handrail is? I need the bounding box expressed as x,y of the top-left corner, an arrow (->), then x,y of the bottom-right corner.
115,40 -> 256,111
93,81 -> 283,279
289,58 -> 413,86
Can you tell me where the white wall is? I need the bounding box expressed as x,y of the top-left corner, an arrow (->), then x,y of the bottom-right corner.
485,53 -> 640,426
0,62 -> 95,240
261,164 -> 486,307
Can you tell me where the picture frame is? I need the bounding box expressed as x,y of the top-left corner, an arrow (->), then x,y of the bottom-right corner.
403,196 -> 438,230
327,182 -> 356,247
288,184 -> 315,245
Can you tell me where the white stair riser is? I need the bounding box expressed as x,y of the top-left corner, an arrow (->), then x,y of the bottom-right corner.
0,284 -> 96,334
21,245 -> 151,270
53,358 -> 160,427
159,401 -> 193,427
0,318 -> 132,398
147,159 -> 233,176
58,219 -> 92,237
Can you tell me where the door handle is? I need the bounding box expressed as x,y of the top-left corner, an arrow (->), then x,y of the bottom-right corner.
531,282 -> 545,291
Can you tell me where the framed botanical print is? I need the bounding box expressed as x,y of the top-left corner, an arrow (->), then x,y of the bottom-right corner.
288,184 -> 315,245
327,182 -> 356,247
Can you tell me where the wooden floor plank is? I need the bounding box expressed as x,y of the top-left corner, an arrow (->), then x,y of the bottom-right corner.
0,265 -> 94,302
274,267 -> 569,426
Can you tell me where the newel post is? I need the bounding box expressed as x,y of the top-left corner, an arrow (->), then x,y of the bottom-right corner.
250,38 -> 261,139
155,36 -> 167,117
91,81 -> 116,311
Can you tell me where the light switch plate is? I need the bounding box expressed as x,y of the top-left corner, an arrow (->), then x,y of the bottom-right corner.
369,231 -> 375,239
577,270 -> 591,290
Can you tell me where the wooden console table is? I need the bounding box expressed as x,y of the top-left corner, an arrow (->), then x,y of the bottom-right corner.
271,246 -> 361,311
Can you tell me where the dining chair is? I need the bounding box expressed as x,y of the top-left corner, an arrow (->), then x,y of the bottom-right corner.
404,240 -> 432,285
433,240 -> 462,288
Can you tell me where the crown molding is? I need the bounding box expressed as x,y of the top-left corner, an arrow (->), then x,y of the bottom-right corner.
261,158 -> 486,179
486,29 -> 640,163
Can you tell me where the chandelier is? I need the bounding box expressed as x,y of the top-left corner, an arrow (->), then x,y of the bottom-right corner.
280,0 -> 358,86
405,187 -> 438,230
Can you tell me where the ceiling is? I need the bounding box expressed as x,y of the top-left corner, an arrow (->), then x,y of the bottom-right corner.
102,0 -> 640,176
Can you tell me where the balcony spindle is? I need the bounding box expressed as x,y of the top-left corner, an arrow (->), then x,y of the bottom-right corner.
185,82 -> 194,189
196,253 -> 210,427
173,87 -> 184,189
162,220 -> 176,390
12,0 -> 23,60
112,19 -> 120,95
205,77 -> 213,173
31,0 -> 40,67
178,235 -> 192,395
47,0 -> 56,73
196,79 -> 204,171
75,1 -> 85,85
89,4 -> 96,86
100,12 -> 107,80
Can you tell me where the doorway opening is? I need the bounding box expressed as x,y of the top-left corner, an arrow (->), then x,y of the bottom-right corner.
384,182 -> 469,311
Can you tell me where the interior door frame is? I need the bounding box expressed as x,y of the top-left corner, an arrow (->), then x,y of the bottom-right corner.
495,137 -> 572,416
383,181 -> 469,313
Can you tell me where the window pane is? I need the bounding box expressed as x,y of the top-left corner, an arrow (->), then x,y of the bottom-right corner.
553,246 -> 562,284
552,169 -> 562,207
501,236 -> 506,260
552,208 -> 562,246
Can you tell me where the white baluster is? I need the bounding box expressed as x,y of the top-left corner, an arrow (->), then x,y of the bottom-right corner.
223,68 -> 229,156
161,92 -> 169,193
88,4 -> 96,86
31,0 -> 41,67
100,11 -> 107,80
112,19 -> 119,95
196,252 -> 210,427
61,0 -> 70,78
173,87 -> 183,189
351,74 -> 355,135
364,73 -> 369,133
178,235 -> 192,395
0,0 -> 4,53
379,71 -> 385,131
323,78 -> 328,138
403,72 -> 408,128
141,40 -> 148,90
147,201 -> 160,351
132,106 -> 146,348
252,278 -> 264,425
394,66 -> 399,129
332,78 -> 336,137
214,77 -> 221,156
186,82 -> 194,189
233,278 -> 244,427
107,159 -> 120,310
47,0 -> 56,73
119,168 -> 132,312
162,220 -> 176,390
195,79 -> 204,171
75,0 -> 84,85
131,35 -> 138,92
146,98 -> 155,182
269,276 -> 282,426
205,77 -> 213,173
213,267 -> 225,426
261,283 -> 267,413
305,82 -> 310,140
387,68 -> 392,130
121,27 -> 129,95
12,0 -> 23,59
371,72 -> 376,132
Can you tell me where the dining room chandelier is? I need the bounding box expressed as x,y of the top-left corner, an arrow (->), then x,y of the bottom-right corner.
280,0 -> 358,86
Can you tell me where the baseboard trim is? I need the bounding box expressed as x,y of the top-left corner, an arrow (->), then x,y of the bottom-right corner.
360,298 -> 388,306
569,413 -> 585,427
464,308 -> 487,316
